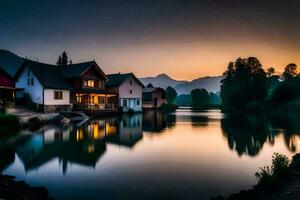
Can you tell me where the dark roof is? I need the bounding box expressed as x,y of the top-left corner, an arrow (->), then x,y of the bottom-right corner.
143,87 -> 166,94
22,60 -> 72,90
106,73 -> 144,87
0,49 -> 25,77
60,61 -> 107,79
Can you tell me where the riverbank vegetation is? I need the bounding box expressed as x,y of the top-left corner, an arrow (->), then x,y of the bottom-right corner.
220,57 -> 300,114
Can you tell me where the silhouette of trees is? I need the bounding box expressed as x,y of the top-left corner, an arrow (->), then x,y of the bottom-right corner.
57,51 -> 71,65
283,63 -> 297,80
191,88 -> 209,107
267,67 -> 275,78
166,86 -> 177,104
221,57 -> 268,111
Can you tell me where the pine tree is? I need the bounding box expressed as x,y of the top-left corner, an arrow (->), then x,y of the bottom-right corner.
61,51 -> 69,65
56,55 -> 62,65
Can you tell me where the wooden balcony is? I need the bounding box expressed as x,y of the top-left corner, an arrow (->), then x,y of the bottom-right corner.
73,103 -> 118,114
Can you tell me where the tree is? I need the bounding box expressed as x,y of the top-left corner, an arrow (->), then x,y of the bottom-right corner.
57,51 -> 71,65
283,63 -> 297,80
220,57 -> 268,111
191,88 -> 209,107
56,55 -> 62,65
166,86 -> 177,104
267,67 -> 275,78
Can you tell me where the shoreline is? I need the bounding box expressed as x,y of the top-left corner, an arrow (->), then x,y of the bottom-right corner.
211,153 -> 300,200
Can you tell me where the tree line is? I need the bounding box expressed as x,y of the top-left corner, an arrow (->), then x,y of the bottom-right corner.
220,57 -> 300,112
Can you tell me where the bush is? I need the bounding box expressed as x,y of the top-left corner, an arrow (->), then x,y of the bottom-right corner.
271,84 -> 295,103
0,113 -> 20,135
255,153 -> 290,187
28,117 -> 43,130
127,108 -> 134,115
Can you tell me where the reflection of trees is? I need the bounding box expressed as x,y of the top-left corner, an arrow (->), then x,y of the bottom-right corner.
270,114 -> 300,153
142,111 -> 168,132
222,113 -> 300,156
221,114 -> 273,157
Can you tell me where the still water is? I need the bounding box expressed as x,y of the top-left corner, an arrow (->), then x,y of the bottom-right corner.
1,108 -> 300,199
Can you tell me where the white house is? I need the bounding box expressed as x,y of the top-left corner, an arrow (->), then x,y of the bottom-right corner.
106,73 -> 144,112
15,60 -> 72,112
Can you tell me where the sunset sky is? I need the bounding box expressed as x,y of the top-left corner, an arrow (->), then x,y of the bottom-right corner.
1,0 -> 300,80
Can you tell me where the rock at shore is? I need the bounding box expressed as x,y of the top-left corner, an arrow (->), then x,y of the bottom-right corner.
0,174 -> 52,200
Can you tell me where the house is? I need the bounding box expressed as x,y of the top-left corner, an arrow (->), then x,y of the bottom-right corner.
0,67 -> 16,106
0,49 -> 25,107
142,83 -> 166,109
106,73 -> 144,112
15,59 -> 118,113
60,61 -> 117,113
15,60 -> 73,112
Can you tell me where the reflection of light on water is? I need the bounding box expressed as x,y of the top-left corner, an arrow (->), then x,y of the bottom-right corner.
87,144 -> 95,153
76,129 -> 84,141
106,123 -> 117,136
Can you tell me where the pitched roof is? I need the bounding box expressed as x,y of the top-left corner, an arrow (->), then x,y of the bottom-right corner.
0,49 -> 25,77
106,73 -> 144,87
143,87 -> 166,93
22,60 -> 72,90
60,61 -> 107,79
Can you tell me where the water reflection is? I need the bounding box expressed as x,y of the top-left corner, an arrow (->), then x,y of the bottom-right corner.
0,109 -> 300,199
221,113 -> 300,156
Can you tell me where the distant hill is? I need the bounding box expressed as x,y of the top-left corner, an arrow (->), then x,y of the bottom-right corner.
140,73 -> 187,88
139,73 -> 222,94
175,76 -> 222,94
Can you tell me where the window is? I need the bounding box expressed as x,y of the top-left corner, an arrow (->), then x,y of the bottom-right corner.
98,96 -> 105,104
123,99 -> 127,107
130,90 -> 132,94
136,99 -> 140,106
84,80 -> 95,87
130,80 -> 132,85
54,91 -> 63,100
31,78 -> 34,86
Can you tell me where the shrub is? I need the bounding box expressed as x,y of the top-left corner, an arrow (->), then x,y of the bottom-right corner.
0,113 -> 20,135
28,117 -> 43,129
255,153 -> 290,187
127,108 -> 134,115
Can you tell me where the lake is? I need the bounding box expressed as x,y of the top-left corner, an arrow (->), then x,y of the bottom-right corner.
1,108 -> 300,199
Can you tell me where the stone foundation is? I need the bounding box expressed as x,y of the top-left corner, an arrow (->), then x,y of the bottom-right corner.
43,105 -> 72,113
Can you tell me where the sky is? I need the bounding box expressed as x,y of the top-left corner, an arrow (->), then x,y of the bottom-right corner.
1,0 -> 300,80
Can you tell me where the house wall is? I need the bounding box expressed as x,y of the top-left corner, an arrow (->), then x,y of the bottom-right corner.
44,89 -> 70,105
118,77 -> 143,112
0,71 -> 14,88
142,89 -> 166,108
16,66 -> 44,104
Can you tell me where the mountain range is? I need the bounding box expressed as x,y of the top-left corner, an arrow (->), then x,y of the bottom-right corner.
139,73 -> 222,94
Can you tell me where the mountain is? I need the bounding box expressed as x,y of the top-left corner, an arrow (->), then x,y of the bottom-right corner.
139,73 -> 222,94
139,73 -> 187,88
175,76 -> 222,94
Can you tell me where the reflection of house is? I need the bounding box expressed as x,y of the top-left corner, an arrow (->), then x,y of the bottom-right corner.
15,124 -> 108,173
142,84 -> 166,109
106,115 -> 143,148
142,110 -> 167,132
106,73 -> 144,112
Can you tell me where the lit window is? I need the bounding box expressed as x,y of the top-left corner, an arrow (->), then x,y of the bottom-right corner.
54,91 -> 63,100
84,80 -> 95,87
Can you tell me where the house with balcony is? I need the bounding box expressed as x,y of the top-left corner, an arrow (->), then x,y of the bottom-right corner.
106,73 -> 144,112
15,59 -> 117,113
60,61 -> 117,113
